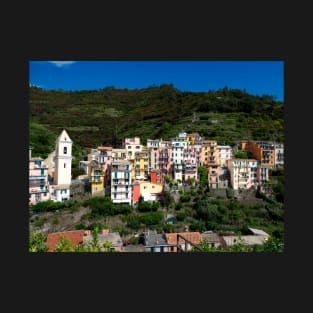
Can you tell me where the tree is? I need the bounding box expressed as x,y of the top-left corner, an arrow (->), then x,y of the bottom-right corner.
29,231 -> 49,252
29,123 -> 56,159
197,166 -> 208,187
234,151 -> 248,159
72,167 -> 85,179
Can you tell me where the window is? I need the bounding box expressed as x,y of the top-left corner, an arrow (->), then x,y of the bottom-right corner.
128,146 -> 132,149
64,163 -> 66,168
136,146 -> 140,149
63,147 -> 67,154
114,193 -> 117,199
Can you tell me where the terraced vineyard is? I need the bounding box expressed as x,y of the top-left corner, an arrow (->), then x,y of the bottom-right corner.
29,85 -> 284,157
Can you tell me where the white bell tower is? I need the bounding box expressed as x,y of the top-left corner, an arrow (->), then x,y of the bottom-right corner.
54,129 -> 73,185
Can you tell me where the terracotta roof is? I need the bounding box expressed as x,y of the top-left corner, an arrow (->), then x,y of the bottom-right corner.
165,232 -> 202,245
97,146 -> 113,150
46,230 -> 87,252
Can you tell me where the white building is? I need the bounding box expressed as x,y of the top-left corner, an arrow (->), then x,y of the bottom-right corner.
274,143 -> 284,167
50,129 -> 73,202
171,133 -> 188,181
227,159 -> 260,191
217,145 -> 233,166
111,160 -> 132,205
54,129 -> 73,185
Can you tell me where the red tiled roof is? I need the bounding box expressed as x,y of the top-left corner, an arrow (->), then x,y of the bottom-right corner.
165,232 -> 202,245
46,230 -> 86,252
97,146 -> 112,150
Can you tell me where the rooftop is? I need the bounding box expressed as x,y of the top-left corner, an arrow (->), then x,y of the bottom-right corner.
201,232 -> 222,243
97,146 -> 113,150
248,228 -> 270,236
165,232 -> 202,245
144,231 -> 168,247
46,230 -> 87,252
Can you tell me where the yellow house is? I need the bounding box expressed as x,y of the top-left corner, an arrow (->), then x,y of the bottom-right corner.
139,181 -> 163,201
133,150 -> 150,179
88,160 -> 105,197
201,140 -> 218,165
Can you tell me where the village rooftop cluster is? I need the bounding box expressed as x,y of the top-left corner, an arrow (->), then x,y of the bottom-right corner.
29,129 -> 284,252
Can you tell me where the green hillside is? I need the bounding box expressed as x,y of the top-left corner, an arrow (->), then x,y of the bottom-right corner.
29,84 -> 284,155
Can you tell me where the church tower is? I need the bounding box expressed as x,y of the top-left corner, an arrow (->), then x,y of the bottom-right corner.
54,129 -> 73,185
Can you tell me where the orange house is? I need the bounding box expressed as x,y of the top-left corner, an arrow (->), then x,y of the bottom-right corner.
132,182 -> 141,205
150,169 -> 162,185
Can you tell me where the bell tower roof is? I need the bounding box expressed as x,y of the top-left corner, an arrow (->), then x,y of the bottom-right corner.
56,129 -> 72,144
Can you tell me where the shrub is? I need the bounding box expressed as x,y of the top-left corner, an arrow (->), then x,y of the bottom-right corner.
126,214 -> 141,230
139,212 -> 163,225
75,223 -> 86,230
137,201 -> 151,212
181,193 -> 192,202
189,220 -> 206,232
163,223 -> 176,233
176,211 -> 187,222
32,200 -> 65,213
34,219 -> 45,228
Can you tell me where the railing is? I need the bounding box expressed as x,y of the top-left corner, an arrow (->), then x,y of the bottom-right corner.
30,188 -> 49,194
29,175 -> 46,180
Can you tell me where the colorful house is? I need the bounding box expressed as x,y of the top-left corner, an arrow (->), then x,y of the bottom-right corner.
88,160 -> 105,197
207,164 -> 229,189
139,181 -> 163,202
149,142 -> 173,175
150,169 -> 162,185
123,137 -> 142,160
131,182 -> 141,205
227,158 -> 268,190
217,145 -> 233,166
29,148 -> 50,206
187,132 -> 202,166
112,148 -> 126,161
201,140 -> 218,166
246,141 -> 276,167
133,149 -> 150,179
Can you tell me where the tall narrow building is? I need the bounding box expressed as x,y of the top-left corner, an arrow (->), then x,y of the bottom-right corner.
50,129 -> 73,202
54,129 -> 73,185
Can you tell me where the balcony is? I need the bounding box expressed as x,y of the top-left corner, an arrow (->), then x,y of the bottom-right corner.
30,188 -> 48,194
29,175 -> 46,180
112,181 -> 129,185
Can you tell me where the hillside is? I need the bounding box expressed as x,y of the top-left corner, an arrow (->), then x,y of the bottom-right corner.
29,84 -> 284,155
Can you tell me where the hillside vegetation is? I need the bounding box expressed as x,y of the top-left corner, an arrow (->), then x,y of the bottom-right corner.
29,84 -> 284,156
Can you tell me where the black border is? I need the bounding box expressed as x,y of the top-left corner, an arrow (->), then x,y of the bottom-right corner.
6,4 -> 306,308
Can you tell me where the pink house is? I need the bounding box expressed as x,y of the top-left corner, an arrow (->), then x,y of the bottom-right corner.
29,149 -> 50,206
183,148 -> 198,182
149,143 -> 173,175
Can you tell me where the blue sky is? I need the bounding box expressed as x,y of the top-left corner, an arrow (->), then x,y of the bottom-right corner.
29,60 -> 284,101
